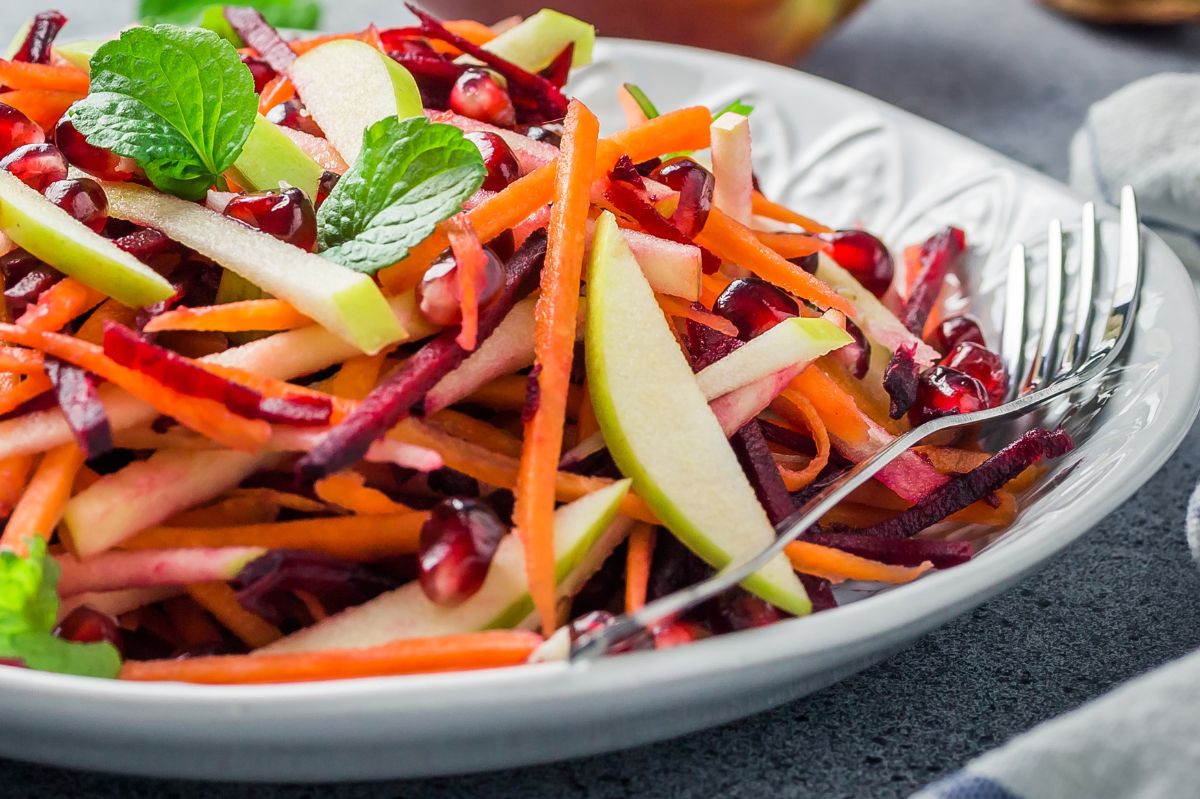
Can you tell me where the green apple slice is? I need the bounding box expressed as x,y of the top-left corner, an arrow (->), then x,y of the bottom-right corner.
695,316 -> 852,399
52,39 -> 104,72
479,9 -> 595,72
289,40 -> 423,165
587,211 -> 810,615
103,181 -> 404,354
711,111 -> 753,224
0,170 -> 174,307
227,115 -> 324,200
263,479 -> 633,654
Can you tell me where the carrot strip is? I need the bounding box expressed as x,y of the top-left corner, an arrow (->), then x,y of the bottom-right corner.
120,630 -> 542,684
75,299 -> 139,345
0,89 -> 81,131
697,209 -> 852,315
0,454 -> 36,517
257,74 -> 295,114
624,524 -> 656,613
379,106 -> 714,293
288,32 -> 361,55
781,367 -> 870,444
784,541 -> 933,584
165,495 -> 281,528
142,299 -> 312,334
770,392 -> 830,492
0,444 -> 85,554
294,590 -> 327,622
0,372 -> 51,414
17,278 -> 105,333
0,346 -> 44,374
818,502 -> 893,528
327,352 -> 388,400
750,191 -> 832,233
574,381 -> 599,443
122,513 -> 428,562
515,100 -> 598,636
0,323 -> 271,452
185,582 -> 282,649
226,488 -> 327,513
443,19 -> 498,45
161,596 -> 224,649
427,409 -> 523,458
0,58 -> 88,93
754,230 -> 827,259
447,213 -> 486,351
656,294 -> 739,337
314,472 -> 412,515
467,374 -> 583,417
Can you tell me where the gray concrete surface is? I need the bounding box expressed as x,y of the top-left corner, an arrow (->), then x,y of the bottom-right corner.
1,1 -> 1198,796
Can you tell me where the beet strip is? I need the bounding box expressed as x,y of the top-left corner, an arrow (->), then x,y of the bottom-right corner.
12,10 -> 66,65
295,230 -> 549,482
730,421 -> 796,525
44,357 -> 113,458
882,343 -> 919,420
901,227 -> 966,336
605,173 -> 721,273
224,6 -> 297,74
539,42 -> 574,89
853,428 -> 1074,539
798,573 -> 837,612
805,531 -> 972,569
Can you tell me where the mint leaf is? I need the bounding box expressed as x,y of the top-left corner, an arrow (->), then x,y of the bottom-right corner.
317,116 -> 487,275
139,0 -> 322,31
714,99 -> 754,118
69,25 -> 258,200
0,541 -> 120,679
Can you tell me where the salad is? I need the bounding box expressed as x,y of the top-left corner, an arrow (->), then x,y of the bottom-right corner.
0,4 -> 1072,685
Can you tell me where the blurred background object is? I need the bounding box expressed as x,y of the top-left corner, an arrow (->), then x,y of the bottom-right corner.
1041,0 -> 1200,22
421,0 -> 871,62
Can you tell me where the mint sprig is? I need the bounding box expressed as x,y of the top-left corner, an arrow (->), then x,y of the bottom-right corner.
0,540 -> 120,679
69,25 -> 258,201
139,0 -> 322,32
317,116 -> 487,275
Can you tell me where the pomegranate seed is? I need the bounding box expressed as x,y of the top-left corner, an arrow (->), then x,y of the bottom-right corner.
315,170 -> 340,208
943,341 -> 1007,405
224,188 -> 317,251
713,277 -> 799,340
43,178 -> 108,233
465,131 -> 520,192
519,119 -> 563,147
931,314 -> 985,353
380,34 -> 438,58
241,54 -> 277,94
0,103 -> 45,157
55,117 -> 141,181
909,365 -> 989,425
450,69 -> 516,128
416,248 -> 505,327
0,143 -> 67,192
818,229 -> 894,298
418,497 -> 506,606
654,621 -> 709,649
649,157 -> 714,239
265,99 -> 324,137
791,252 -> 819,275
54,606 -> 123,649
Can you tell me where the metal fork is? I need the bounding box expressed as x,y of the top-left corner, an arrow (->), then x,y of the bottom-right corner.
571,185 -> 1143,661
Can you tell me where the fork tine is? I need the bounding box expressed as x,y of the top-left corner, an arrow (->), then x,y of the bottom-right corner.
1062,202 -> 1098,375
1084,186 -> 1143,370
1023,219 -> 1066,391
1000,243 -> 1027,400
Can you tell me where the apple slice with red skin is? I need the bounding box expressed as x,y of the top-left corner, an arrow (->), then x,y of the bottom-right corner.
56,547 -> 267,596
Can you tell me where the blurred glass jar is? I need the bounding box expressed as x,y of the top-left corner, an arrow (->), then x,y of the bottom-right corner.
422,0 -> 872,63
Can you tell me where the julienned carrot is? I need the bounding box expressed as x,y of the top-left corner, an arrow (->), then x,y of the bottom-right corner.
0,454 -> 36,517
257,74 -> 295,114
379,106 -> 715,293
447,213 -> 486,351
697,209 -> 853,316
121,513 -> 428,561
770,392 -> 830,492
755,230 -> 827,259
327,351 -> 388,400
781,367 -> 870,444
0,89 -> 81,131
289,31 -> 362,55
515,99 -> 599,636
750,191 -> 832,233
226,488 -> 328,513
391,418 -> 659,524
818,502 -> 893,528
0,323 -> 271,452
162,596 -> 224,649
467,374 -> 584,417
0,443 -> 85,554
624,524 -> 657,614
443,19 -> 498,45
656,294 -> 739,337
427,409 -> 523,458
820,355 -> 906,435
165,495 -> 281,528
0,58 -> 89,93
574,380 -> 599,443
17,277 -> 106,333
0,372 -> 50,414
0,346 -> 43,374
700,272 -> 733,308
186,582 -> 282,649
120,630 -> 543,684
314,472 -> 413,515
143,300 -> 312,334
784,541 -> 933,584
74,299 -> 138,344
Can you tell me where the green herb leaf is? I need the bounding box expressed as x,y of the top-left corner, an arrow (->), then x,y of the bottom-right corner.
69,25 -> 258,201
713,99 -> 754,119
317,116 -> 487,275
0,540 -> 121,679
622,83 -> 660,120
138,0 -> 322,32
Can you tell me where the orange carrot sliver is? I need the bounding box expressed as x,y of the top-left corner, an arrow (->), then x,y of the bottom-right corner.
782,367 -> 870,444
0,89 -> 81,131
515,100 -> 599,636
165,495 -> 281,527
120,630 -> 542,684
755,230 -> 827,259
17,277 -> 105,333
143,299 -> 312,334
575,380 -> 599,443
656,294 -> 738,337
327,351 -> 389,401
0,372 -> 51,414
624,524 -> 657,614
447,214 -> 486,351
257,74 -> 295,114
0,444 -> 85,554
785,541 -> 933,584
314,472 -> 412,515
427,409 -> 523,458
0,346 -> 44,374
443,19 -> 498,45
185,582 -> 282,649
467,374 -> 583,417
0,454 -> 35,517
0,58 -> 88,93
770,392 -> 830,492
750,191 -> 832,233
75,299 -> 139,344
162,596 -> 224,649
288,32 -> 361,55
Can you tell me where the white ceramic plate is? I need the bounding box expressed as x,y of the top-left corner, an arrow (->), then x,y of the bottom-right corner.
1,39 -> 1196,782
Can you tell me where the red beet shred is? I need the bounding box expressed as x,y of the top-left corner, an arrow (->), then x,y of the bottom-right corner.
44,356 -> 112,458
11,10 -> 66,65
232,550 -> 397,625
223,6 -> 297,74
901,226 -> 966,336
883,343 -> 920,420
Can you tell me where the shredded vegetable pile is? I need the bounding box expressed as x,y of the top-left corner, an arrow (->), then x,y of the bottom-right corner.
0,4 -> 1073,684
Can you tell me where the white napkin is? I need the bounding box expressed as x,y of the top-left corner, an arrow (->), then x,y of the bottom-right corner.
1069,72 -> 1200,273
